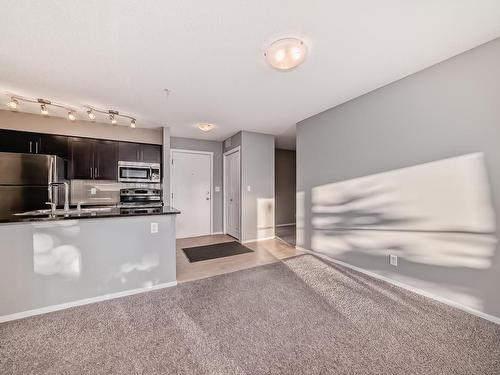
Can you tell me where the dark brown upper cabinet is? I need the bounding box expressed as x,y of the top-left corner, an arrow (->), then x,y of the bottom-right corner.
118,142 -> 161,163
0,129 -> 69,158
69,138 -> 118,180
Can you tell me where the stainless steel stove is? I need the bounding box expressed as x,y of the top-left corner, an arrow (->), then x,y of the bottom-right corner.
119,188 -> 163,210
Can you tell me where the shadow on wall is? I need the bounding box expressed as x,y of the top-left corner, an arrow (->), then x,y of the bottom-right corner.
298,153 -> 498,313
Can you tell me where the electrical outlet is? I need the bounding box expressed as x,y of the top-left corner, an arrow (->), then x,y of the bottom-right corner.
90,187 -> 97,195
150,222 -> 159,234
247,185 -> 251,192
215,186 -> 220,192
390,254 -> 398,267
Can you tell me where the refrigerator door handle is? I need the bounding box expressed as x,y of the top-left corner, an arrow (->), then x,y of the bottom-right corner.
48,156 -> 54,203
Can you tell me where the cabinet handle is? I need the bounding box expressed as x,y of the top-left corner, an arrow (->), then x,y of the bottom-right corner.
29,141 -> 32,153
35,142 -> 38,154
90,167 -> 93,179
95,167 -> 98,179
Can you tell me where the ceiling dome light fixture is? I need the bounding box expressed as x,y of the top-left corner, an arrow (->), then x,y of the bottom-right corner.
264,38 -> 307,71
198,123 -> 215,132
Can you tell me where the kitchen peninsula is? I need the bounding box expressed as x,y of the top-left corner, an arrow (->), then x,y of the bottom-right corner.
0,207 -> 180,321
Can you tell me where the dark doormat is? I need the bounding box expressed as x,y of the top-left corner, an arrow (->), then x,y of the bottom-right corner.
182,241 -> 253,262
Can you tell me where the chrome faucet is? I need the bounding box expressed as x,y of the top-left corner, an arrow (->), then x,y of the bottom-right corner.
45,202 -> 57,213
48,182 -> 70,212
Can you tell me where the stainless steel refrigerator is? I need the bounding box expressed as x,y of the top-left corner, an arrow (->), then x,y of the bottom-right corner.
0,152 -> 67,218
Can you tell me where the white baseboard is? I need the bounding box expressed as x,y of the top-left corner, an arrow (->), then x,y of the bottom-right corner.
242,236 -> 275,244
295,246 -> 500,325
276,223 -> 296,227
0,280 -> 178,323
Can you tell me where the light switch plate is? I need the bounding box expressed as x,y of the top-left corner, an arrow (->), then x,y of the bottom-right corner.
247,185 -> 251,192
151,222 -> 159,233
390,254 -> 398,266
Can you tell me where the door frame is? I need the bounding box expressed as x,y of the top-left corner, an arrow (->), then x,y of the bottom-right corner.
170,148 -> 214,235
223,146 -> 241,240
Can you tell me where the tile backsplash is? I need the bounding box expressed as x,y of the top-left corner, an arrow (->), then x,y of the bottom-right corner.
70,180 -> 162,206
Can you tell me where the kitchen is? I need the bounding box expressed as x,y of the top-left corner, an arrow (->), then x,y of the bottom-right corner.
0,113 -> 179,321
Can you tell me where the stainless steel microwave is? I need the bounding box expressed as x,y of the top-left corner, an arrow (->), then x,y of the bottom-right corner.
118,161 -> 161,183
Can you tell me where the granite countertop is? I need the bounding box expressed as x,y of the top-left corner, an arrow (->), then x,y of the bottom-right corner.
0,206 -> 181,224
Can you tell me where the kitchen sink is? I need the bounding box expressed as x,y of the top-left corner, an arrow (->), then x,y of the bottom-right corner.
15,207 -> 114,217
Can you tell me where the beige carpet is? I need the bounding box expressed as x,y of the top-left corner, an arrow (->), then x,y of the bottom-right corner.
1,254 -> 499,374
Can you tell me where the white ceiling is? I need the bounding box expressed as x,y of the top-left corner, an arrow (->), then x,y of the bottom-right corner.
1,1 -> 499,149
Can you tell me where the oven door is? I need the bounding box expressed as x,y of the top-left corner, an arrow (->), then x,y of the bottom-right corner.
118,166 -> 152,182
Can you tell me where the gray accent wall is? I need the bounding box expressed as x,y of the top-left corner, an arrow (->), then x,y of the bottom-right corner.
171,137 -> 224,233
275,149 -> 296,226
240,131 -> 275,242
296,38 -> 500,319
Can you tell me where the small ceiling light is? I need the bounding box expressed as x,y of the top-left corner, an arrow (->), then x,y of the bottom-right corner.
7,97 -> 18,109
198,123 -> 215,132
68,111 -> 76,121
110,114 -> 117,125
130,119 -> 136,128
264,38 -> 307,71
87,109 -> 96,120
40,104 -> 49,116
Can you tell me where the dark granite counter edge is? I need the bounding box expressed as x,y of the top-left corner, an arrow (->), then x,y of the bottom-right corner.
0,206 -> 181,224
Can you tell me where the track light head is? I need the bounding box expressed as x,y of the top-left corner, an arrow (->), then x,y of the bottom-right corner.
68,111 -> 76,121
130,119 -> 136,128
110,114 -> 117,125
40,104 -> 49,116
87,109 -> 96,121
7,97 -> 18,109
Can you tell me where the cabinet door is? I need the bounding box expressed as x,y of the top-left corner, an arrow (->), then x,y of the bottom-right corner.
38,134 -> 69,159
140,144 -> 162,163
94,140 -> 118,180
69,138 -> 94,179
118,142 -> 141,162
0,129 -> 37,153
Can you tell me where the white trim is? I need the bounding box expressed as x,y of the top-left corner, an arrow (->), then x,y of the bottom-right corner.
223,146 -> 241,240
276,223 -> 296,227
242,236 -> 275,244
295,246 -> 500,325
211,231 -> 223,235
0,281 -> 177,323
170,148 -> 214,236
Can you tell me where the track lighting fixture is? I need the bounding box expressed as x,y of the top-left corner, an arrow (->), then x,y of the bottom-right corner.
5,93 -> 139,128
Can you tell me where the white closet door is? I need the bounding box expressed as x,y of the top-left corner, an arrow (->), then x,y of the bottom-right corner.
225,149 -> 240,239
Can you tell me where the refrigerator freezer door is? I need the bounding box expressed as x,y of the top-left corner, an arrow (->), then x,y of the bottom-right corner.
0,152 -> 52,185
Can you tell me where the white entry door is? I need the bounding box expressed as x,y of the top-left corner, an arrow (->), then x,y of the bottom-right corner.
224,148 -> 240,239
171,150 -> 212,238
